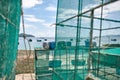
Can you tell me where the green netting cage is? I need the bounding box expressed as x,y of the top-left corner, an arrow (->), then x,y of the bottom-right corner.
35,49 -> 54,80
34,0 -> 120,80
0,0 -> 21,80
54,0 -> 120,80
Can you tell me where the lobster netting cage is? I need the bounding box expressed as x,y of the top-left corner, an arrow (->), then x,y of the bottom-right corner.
0,0 -> 21,80
54,0 -> 120,80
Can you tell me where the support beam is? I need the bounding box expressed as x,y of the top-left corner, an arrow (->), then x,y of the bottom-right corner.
82,15 -> 120,23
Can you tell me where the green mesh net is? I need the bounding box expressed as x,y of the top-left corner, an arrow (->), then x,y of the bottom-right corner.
34,0 -> 120,80
0,0 -> 21,79
54,0 -> 120,80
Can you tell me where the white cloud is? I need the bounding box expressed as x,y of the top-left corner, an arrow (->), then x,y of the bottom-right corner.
19,20 -> 37,33
42,23 -> 50,27
58,9 -> 77,19
57,8 -> 78,24
103,1 -> 120,13
20,19 -> 55,37
25,24 -> 37,29
45,6 -> 57,11
34,29 -> 55,37
41,21 -> 56,28
22,0 -> 43,8
51,16 -> 56,19
25,15 -> 45,22
58,1 -> 120,20
42,22 -> 53,27
84,1 -> 120,18
83,4 -> 99,12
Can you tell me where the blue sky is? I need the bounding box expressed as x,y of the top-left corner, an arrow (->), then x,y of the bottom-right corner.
20,0 -> 120,37
20,0 -> 57,37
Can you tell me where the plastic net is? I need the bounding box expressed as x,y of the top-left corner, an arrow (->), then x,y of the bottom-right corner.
54,0 -> 120,80
34,0 -> 120,80
0,0 -> 21,79
35,49 -> 54,80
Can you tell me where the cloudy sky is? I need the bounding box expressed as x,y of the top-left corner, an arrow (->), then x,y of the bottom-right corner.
20,0 -> 120,37
20,0 -> 57,37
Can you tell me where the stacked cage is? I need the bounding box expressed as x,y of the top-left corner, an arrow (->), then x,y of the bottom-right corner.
35,49 -> 54,80
0,0 -> 21,79
54,0 -> 120,80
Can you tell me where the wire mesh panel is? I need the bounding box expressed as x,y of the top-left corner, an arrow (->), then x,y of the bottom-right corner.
0,0 -> 21,79
54,0 -> 120,80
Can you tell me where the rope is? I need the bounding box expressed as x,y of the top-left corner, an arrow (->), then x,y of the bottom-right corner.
21,3 -> 34,80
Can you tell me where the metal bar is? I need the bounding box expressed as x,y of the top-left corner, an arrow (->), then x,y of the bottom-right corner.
57,23 -> 120,31
57,24 -> 100,30
82,15 -> 120,23
102,26 -> 120,30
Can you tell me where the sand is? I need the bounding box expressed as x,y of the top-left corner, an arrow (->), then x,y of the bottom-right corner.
15,50 -> 35,80
15,73 -> 35,80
